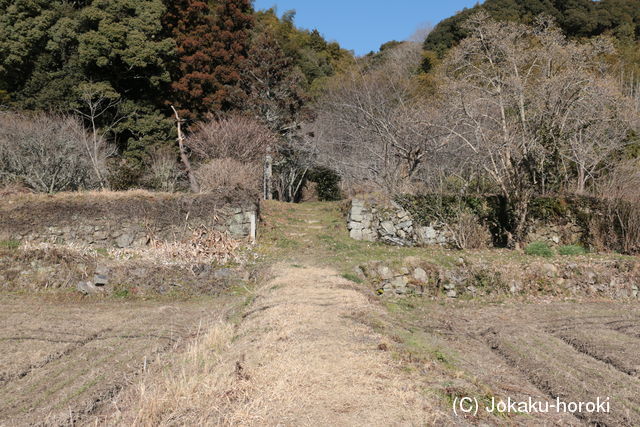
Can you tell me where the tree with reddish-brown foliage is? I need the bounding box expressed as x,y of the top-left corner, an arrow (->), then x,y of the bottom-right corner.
163,0 -> 217,120
210,0 -> 254,113
164,0 -> 253,120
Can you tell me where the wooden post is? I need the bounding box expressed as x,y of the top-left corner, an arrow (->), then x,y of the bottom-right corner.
263,146 -> 273,200
171,106 -> 200,193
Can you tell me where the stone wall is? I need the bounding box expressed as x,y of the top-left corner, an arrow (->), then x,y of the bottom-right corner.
348,199 -> 449,246
348,197 -> 590,248
0,191 -> 258,248
354,256 -> 640,300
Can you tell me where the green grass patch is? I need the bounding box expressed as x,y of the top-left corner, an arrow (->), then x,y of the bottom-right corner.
0,239 -> 21,249
275,237 -> 300,249
384,299 -> 417,313
432,349 -> 451,365
94,247 -> 109,256
525,241 -> 554,258
114,289 -> 129,298
341,272 -> 363,283
558,244 -> 587,255
112,283 -> 135,298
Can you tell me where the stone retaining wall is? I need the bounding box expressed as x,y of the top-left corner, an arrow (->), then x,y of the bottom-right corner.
348,197 -> 587,248
0,192 -> 258,248
355,257 -> 640,300
348,199 -> 449,246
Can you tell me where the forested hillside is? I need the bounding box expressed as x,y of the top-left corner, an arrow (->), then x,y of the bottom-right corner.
1,0 -> 640,248
424,0 -> 640,99
0,0 -> 351,191
425,0 -> 640,55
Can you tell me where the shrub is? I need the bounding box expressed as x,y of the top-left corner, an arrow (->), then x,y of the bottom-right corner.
448,210 -> 492,250
107,159 -> 144,191
397,194 -> 493,249
187,114 -> 278,163
396,194 -> 490,224
529,197 -> 568,220
308,167 -> 342,201
145,146 -> 183,192
525,241 -> 554,257
0,111 -> 97,192
195,158 -> 261,193
558,245 -> 588,255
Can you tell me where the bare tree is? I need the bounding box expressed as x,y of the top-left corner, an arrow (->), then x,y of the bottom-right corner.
73,84 -> 122,188
408,22 -> 433,43
146,146 -> 183,192
314,42 -> 442,194
195,158 -> 261,194
171,106 -> 200,193
0,111 -> 95,193
272,135 -> 315,202
434,13 -> 635,243
560,79 -> 635,193
186,114 -> 277,164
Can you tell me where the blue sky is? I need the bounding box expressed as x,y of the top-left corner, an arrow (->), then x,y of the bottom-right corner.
253,0 -> 481,56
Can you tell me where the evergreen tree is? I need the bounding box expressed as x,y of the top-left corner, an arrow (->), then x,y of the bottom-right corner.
424,0 -> 640,57
209,0 -> 254,112
0,1 -> 68,102
253,8 -> 352,95
76,0 -> 176,161
163,0 -> 218,120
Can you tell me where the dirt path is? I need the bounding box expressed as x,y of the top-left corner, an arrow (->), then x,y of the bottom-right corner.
212,263 -> 447,425
214,202 -> 447,424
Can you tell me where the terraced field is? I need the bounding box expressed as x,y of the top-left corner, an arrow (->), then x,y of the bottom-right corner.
384,300 -> 640,425
0,296 -> 229,426
2,201 -> 640,426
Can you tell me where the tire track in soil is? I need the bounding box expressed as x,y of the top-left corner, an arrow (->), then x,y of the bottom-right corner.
69,331 -> 195,426
604,320 -> 640,338
0,328 -> 113,388
548,326 -> 640,378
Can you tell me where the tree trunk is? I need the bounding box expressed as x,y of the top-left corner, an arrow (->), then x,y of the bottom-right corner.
263,149 -> 273,200
509,196 -> 529,249
576,166 -> 586,194
171,106 -> 199,193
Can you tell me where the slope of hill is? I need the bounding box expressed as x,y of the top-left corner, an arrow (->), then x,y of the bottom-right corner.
424,0 -> 640,57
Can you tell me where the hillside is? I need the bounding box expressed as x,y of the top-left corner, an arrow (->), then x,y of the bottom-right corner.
0,1 -> 352,189
424,0 -> 640,56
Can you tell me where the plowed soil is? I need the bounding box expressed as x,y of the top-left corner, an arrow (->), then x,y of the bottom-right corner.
387,300 -> 640,425
0,296 -> 227,426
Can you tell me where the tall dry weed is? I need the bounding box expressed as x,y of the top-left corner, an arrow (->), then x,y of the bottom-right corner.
128,321 -> 236,425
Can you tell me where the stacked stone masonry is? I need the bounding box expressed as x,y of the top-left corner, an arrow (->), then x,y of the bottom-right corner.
1,194 -> 258,248
348,199 -> 449,247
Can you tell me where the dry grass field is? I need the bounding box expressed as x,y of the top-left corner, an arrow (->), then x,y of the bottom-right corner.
0,295 -> 237,426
